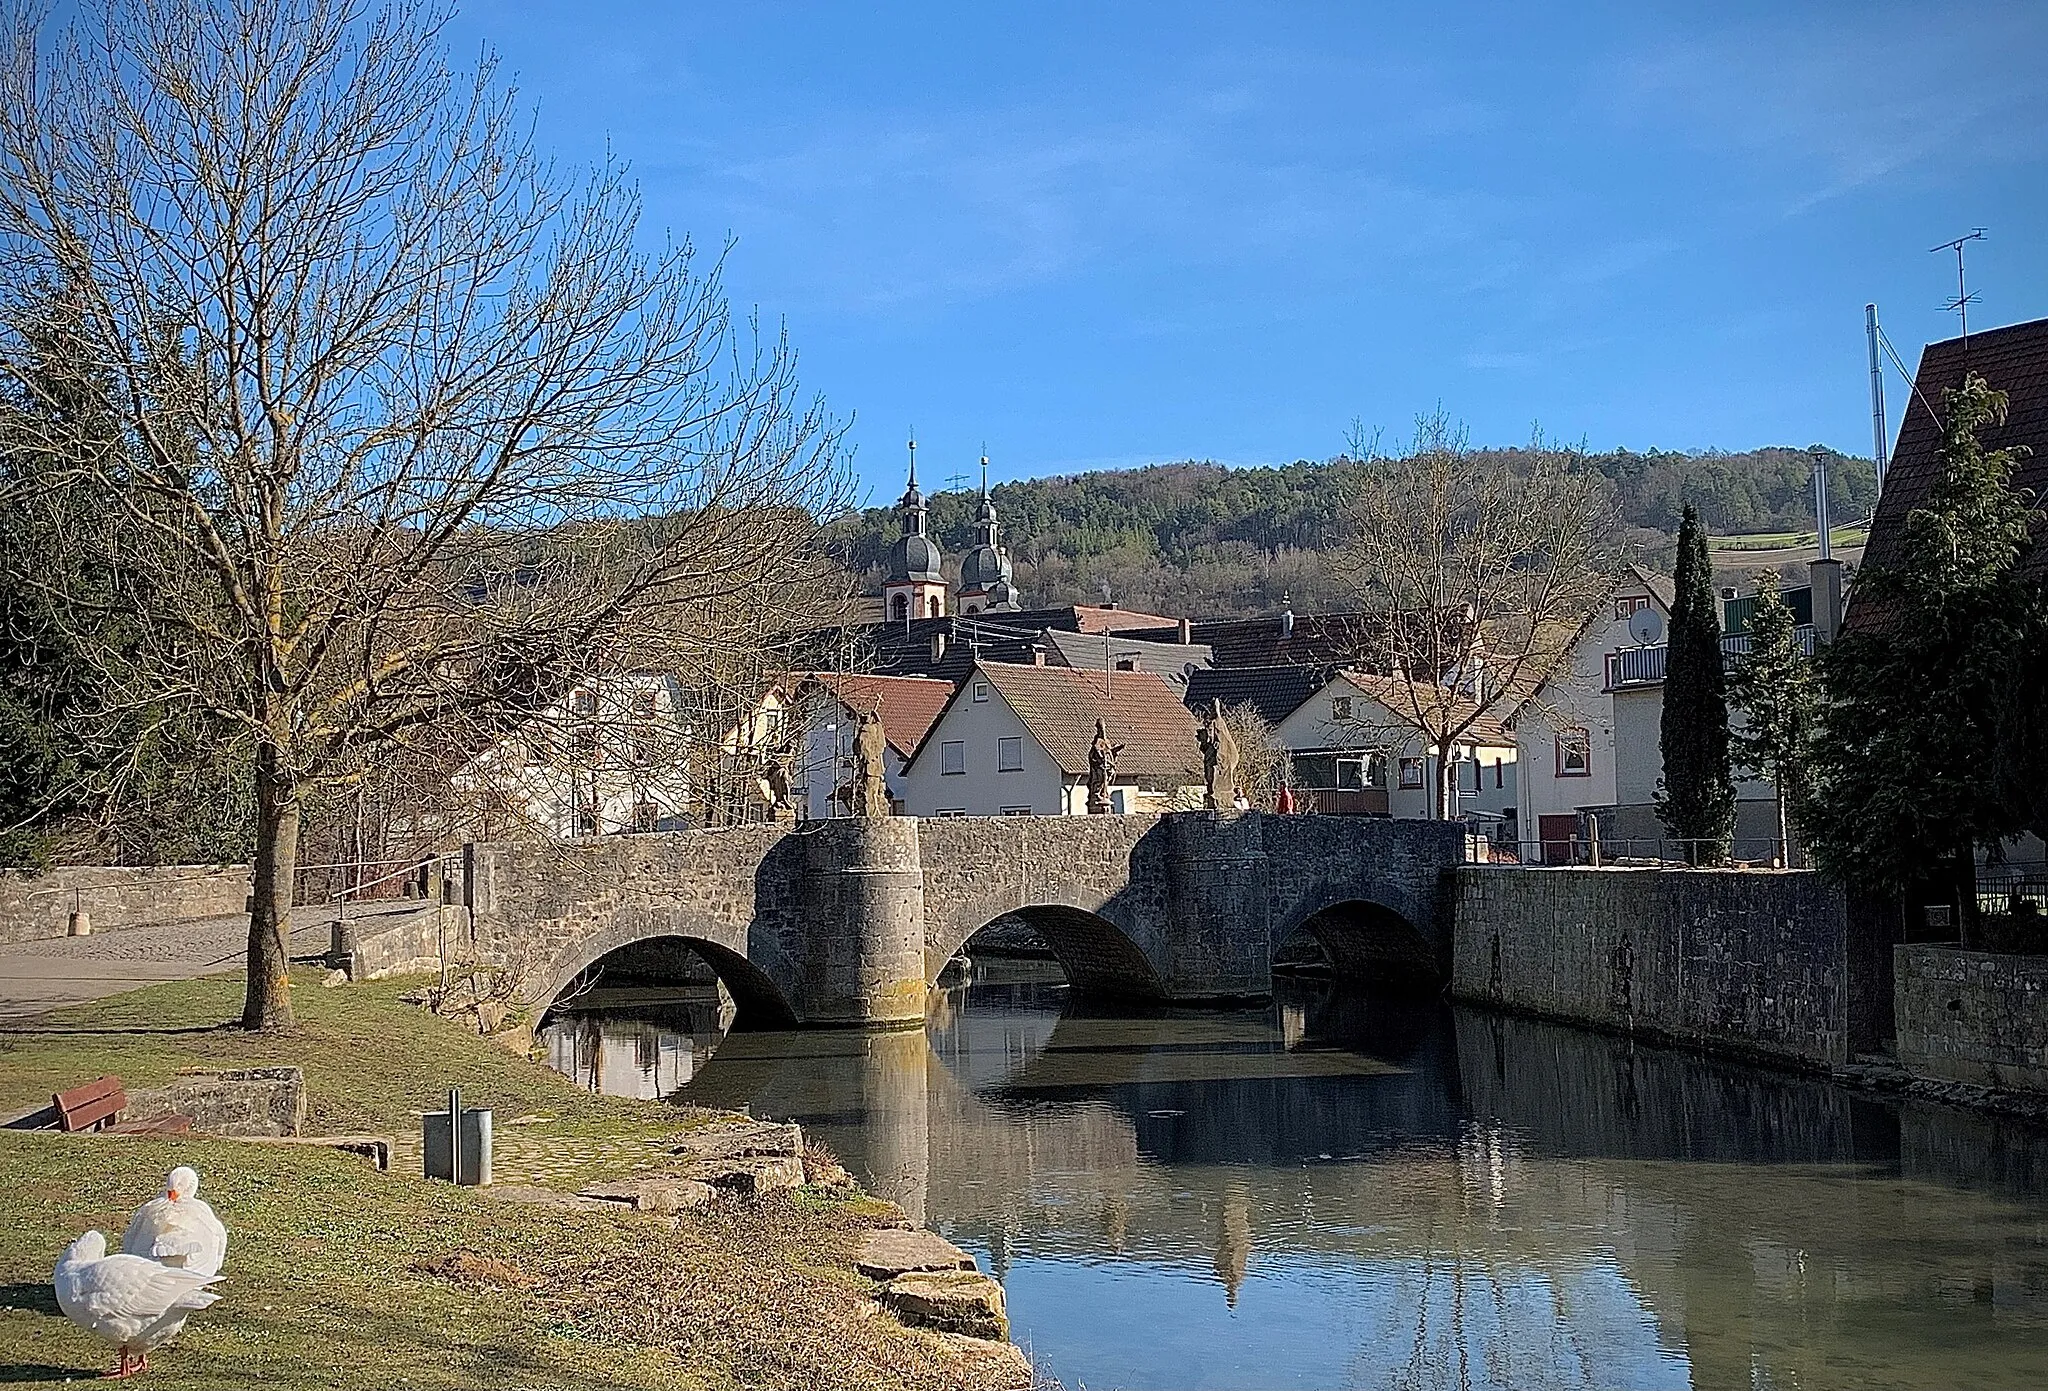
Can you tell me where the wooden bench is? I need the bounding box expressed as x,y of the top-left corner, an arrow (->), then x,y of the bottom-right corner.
51,1076 -> 192,1136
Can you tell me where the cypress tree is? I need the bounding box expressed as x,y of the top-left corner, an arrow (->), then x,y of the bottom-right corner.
1657,503 -> 1735,862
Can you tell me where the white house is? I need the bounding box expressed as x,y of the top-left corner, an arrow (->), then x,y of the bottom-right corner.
1514,563 -> 1800,863
450,672 -> 691,839
1269,670 -> 1517,822
896,662 -> 1201,816
787,673 -> 953,819
1512,566 -> 1672,861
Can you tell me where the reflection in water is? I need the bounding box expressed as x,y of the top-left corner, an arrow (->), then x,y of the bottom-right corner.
545,958 -> 2048,1391
537,987 -> 732,1101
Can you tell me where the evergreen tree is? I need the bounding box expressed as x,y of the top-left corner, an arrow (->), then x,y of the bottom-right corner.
1727,575 -> 1816,865
1656,503 -> 1735,861
1805,373 -> 2037,926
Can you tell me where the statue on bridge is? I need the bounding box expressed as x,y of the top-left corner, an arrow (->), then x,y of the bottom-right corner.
852,706 -> 892,818
1086,719 -> 1124,815
1198,699 -> 1238,811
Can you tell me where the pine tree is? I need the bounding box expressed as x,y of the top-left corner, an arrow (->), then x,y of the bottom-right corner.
1657,504 -> 1736,862
1806,373 -> 2037,925
1727,576 -> 1815,865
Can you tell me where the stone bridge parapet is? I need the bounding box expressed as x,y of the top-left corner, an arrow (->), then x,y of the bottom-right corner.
421,812 -> 1463,1027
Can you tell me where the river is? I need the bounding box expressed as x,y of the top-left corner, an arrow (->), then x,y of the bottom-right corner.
538,960 -> 2048,1391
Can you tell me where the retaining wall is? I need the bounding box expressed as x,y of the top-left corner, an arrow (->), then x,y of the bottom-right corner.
1895,945 -> 2048,1093
1449,865 -> 1859,1066
0,863 -> 251,945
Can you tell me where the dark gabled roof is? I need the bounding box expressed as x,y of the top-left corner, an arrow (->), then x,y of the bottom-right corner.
1038,629 -> 1211,690
906,662 -> 1201,782
1183,664 -> 1334,726
1850,317 -> 2048,632
1119,611 -> 1398,668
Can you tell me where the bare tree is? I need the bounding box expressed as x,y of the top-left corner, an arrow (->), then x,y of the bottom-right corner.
0,0 -> 850,1029
1333,411 -> 1620,819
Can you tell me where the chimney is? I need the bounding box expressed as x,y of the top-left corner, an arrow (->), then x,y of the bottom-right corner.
1176,617 -> 1192,644
1810,559 -> 1844,642
930,631 -> 947,661
1032,646 -> 1047,666
1278,608 -> 1295,638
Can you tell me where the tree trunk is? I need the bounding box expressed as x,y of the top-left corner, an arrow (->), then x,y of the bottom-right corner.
1954,841 -> 1981,945
242,742 -> 300,1031
1433,742 -> 1457,821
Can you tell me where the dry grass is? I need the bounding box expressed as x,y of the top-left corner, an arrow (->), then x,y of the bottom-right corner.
0,970 -> 1029,1389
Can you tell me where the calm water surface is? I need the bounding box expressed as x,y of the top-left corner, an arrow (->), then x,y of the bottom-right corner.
540,963 -> 2048,1391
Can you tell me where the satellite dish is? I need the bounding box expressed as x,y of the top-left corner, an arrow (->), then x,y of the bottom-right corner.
1627,607 -> 1665,645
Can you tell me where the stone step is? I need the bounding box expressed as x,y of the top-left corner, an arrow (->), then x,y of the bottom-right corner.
856,1227 -> 977,1280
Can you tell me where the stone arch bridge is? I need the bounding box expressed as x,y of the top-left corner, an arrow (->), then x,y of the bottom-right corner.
387,813 -> 1463,1027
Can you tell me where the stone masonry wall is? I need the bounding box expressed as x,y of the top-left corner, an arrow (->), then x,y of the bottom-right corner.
1895,945 -> 2048,1092
1450,865 -> 1853,1066
0,863 -> 251,945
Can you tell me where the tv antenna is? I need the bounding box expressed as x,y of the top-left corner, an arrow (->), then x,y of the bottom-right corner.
1931,228 -> 1986,345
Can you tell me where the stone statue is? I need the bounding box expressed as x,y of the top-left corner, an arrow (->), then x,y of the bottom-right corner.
1086,718 -> 1124,815
852,706 -> 891,818
760,755 -> 793,823
1198,699 -> 1238,811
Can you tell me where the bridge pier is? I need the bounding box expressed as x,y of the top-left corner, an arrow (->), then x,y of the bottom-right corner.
795,819 -> 929,1026
1161,813 -> 1274,1000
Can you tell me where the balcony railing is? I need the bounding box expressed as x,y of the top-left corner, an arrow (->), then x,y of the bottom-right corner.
1606,626 -> 1818,690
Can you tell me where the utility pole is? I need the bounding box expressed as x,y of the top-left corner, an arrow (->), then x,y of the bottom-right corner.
1865,303 -> 1889,489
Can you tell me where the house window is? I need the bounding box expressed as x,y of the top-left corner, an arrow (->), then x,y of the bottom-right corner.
891,593 -> 908,622
575,806 -> 599,837
927,595 -> 941,617
973,682 -> 989,703
997,736 -> 1023,771
1556,729 -> 1591,777
1398,757 -> 1424,789
1000,806 -> 1032,816
1615,595 -> 1652,620
935,808 -> 968,818
941,741 -> 966,775
1331,696 -> 1353,721
570,724 -> 599,760
569,688 -> 597,715
633,801 -> 659,833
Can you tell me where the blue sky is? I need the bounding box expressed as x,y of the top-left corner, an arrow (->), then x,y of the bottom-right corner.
446,1 -> 2048,502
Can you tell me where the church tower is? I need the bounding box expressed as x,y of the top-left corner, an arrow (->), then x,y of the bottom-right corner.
957,453 -> 1020,615
881,437 -> 947,623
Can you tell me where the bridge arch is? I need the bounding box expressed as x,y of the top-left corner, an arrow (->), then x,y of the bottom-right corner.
931,891 -> 1165,1001
537,924 -> 798,1029
1273,895 -> 1443,992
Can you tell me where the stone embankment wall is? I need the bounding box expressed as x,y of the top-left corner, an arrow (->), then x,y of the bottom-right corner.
1449,865 -> 1863,1066
0,863 -> 251,945
1895,945 -> 2048,1092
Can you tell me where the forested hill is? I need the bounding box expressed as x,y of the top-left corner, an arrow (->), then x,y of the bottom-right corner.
824,446 -> 1879,620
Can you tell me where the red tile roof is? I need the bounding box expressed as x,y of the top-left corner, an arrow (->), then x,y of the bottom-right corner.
911,662 -> 1201,781
797,673 -> 954,759
1850,317 -> 2048,631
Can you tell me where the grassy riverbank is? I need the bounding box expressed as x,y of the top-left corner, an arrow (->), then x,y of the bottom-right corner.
0,971 -> 1029,1389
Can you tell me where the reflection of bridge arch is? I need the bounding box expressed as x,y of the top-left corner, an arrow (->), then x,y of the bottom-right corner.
945,904 -> 1165,999
1274,896 -> 1443,989
539,926 -> 797,1029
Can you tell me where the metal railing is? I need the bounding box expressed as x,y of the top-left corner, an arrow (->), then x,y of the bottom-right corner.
1606,627 -> 1819,691
1467,836 -> 1805,869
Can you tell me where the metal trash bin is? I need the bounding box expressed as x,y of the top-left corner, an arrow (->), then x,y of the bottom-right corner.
423,1086 -> 492,1186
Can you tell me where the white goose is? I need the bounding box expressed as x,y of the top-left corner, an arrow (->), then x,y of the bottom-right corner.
122,1166 -> 228,1276
54,1230 -> 222,1378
